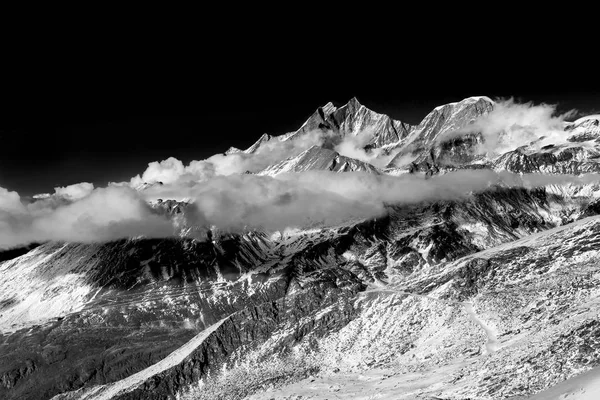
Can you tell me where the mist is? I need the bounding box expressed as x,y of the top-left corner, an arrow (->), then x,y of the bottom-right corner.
3,168 -> 600,249
440,98 -> 577,155
126,169 -> 600,236
333,128 -> 399,168
0,186 -> 175,249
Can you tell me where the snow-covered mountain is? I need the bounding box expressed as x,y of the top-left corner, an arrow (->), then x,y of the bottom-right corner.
240,97 -> 413,155
257,146 -> 380,176
3,96 -> 600,400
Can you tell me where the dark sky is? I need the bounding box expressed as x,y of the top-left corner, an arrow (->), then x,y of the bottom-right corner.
1,19 -> 598,196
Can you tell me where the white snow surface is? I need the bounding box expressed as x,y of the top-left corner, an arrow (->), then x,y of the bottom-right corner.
0,244 -> 96,333
574,114 -> 600,125
527,366 -> 600,399
246,216 -> 600,399
433,95 -> 494,111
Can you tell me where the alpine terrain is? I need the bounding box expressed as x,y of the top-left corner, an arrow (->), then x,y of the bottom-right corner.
3,96 -> 600,400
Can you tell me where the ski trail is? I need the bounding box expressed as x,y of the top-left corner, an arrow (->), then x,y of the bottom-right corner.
363,285 -> 499,355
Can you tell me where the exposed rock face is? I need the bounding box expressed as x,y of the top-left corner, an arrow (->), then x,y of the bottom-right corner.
4,97 -> 600,400
493,144 -> 600,174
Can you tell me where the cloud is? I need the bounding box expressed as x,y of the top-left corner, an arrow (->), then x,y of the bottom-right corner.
333,128 -> 386,168
0,187 -> 27,213
139,169 -> 600,234
440,99 -> 577,155
141,172 -> 382,231
0,185 -> 174,249
3,168 -> 600,249
54,182 -> 94,201
31,186 -> 174,242
27,182 -> 96,213
130,157 -> 187,187
332,128 -> 419,169
497,171 -> 600,188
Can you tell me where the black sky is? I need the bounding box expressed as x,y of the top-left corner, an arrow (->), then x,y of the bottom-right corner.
1,16 -> 598,196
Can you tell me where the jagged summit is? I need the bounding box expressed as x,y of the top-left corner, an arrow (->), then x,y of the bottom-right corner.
235,95 -> 600,178
240,97 -> 414,158
131,96 -> 600,183
320,101 -> 337,115
243,96 -> 496,159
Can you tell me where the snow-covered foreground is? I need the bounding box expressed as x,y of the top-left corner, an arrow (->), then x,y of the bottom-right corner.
246,363 -> 468,400
248,366 -> 600,400
237,216 -> 600,399
526,366 -> 600,400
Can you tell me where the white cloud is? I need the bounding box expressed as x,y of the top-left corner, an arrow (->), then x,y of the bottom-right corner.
139,169 -> 600,234
333,128 -> 399,169
130,157 -> 187,187
54,182 -> 94,201
31,186 -> 173,242
2,168 -> 600,249
0,185 -> 174,249
0,187 -> 26,213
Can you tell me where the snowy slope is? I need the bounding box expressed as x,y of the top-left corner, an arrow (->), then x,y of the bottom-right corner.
241,216 -> 600,399
257,145 -> 380,176
526,365 -> 600,400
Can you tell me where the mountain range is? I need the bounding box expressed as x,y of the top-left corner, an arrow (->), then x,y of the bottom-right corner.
2,96 -> 600,399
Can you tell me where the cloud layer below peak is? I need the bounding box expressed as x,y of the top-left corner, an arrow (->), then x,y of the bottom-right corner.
1,99 -> 597,250
3,168 -> 599,249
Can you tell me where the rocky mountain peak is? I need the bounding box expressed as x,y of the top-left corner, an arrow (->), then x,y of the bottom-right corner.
244,133 -> 273,154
